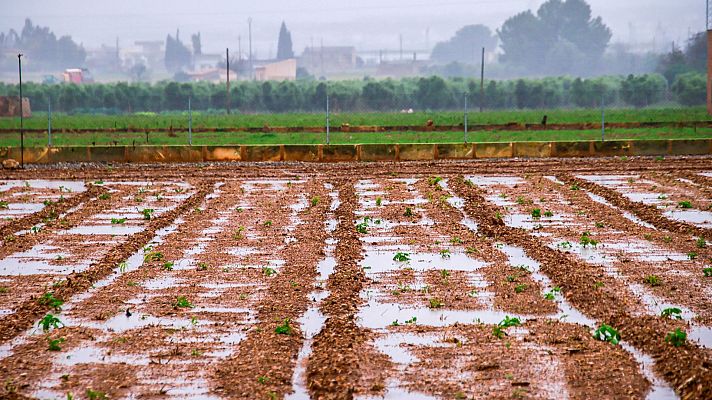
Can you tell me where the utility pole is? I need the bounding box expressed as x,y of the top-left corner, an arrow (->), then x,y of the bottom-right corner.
226,48 -> 231,114
601,94 -> 605,142
707,0 -> 712,115
326,91 -> 330,145
48,98 -> 52,147
248,17 -> 253,80
188,96 -> 193,146
480,47 -> 485,112
464,93 -> 468,143
18,53 -> 24,168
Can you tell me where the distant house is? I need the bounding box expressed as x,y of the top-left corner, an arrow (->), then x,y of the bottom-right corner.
184,68 -> 221,82
298,46 -> 356,75
63,68 -> 94,84
254,59 -> 297,81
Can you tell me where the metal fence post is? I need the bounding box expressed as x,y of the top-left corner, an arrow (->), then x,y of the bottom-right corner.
48,97 -> 52,147
188,96 -> 193,146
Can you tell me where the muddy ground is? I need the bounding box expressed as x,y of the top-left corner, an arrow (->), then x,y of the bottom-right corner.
0,156 -> 710,400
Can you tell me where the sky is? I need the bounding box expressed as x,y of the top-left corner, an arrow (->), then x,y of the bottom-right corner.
0,0 -> 704,57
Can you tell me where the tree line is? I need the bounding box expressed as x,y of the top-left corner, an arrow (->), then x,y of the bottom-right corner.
0,73 -> 703,115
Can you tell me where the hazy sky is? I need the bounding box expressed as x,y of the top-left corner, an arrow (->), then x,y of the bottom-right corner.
1,0 -> 703,56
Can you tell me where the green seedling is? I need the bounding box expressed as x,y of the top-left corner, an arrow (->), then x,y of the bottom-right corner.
94,180 -> 104,185
404,207 -> 414,217
43,200 -> 55,207
191,349 -> 202,357
661,308 -> 683,320
703,268 -> 712,277
697,237 -> 707,248
134,196 -> 144,203
506,275 -> 517,283
593,324 -> 620,345
516,196 -> 526,205
594,281 -> 605,289
39,314 -> 63,331
393,252 -> 410,262
440,249 -> 451,259
428,298 -> 444,309
644,275 -> 661,286
118,262 -> 128,273
275,318 -> 292,335
543,210 -> 554,217
570,184 -> 580,191
190,316 -> 198,325
531,209 -> 541,219
48,337 -> 65,351
141,208 -> 154,220
558,241 -> 573,249
391,320 -> 400,326
173,296 -> 193,309
515,284 -> 527,293
579,232 -> 598,248
595,221 -> 605,228
162,262 -> 174,271
196,262 -> 208,271
688,252 -> 698,260
499,316 -> 521,328
263,220 -> 273,227
257,376 -> 270,384
467,290 -> 478,298
428,176 -> 443,186
495,211 -> 503,221
0,286 -> 7,294
405,316 -> 417,324
665,328 -> 687,347
232,226 -> 246,240
39,292 -> 63,311
31,226 -> 41,234
0,201 -> 8,209
678,201 -> 692,209
98,193 -> 111,200
663,236 -> 672,243
144,251 -> 164,262
311,196 -> 320,207
86,389 -> 107,400
111,218 -> 126,224
440,269 -> 451,280
375,197 -> 383,206
544,287 -> 561,301
450,237 -> 462,244
263,267 -> 277,277
657,194 -> 668,200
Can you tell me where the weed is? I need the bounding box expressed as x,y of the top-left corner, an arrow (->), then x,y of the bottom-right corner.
697,237 -> 707,248
275,318 -> 292,335
506,275 -> 517,283
196,262 -> 208,271
311,196 -> 320,206
38,314 -> 63,331
703,268 -> 712,277
644,275 -> 661,286
98,193 -> 110,200
643,234 -> 653,241
531,209 -> 541,219
43,200 -> 55,207
0,201 -> 8,209
440,269 -> 451,280
543,210 -> 554,217
687,252 -> 697,260
263,220 -> 273,227
450,237 -> 462,244
173,296 -> 193,309
191,316 -> 198,325
118,262 -> 128,273
232,226 -> 246,240
48,337 -> 65,351
191,349 -> 202,357
0,286 -> 7,294
134,196 -> 144,203
94,180 -> 104,185
127,281 -> 139,287
570,184 -> 580,191
515,284 -> 527,293
39,292 -> 63,311
428,176 -> 443,186
111,218 -> 126,224
678,201 -> 692,209
661,308 -> 683,320
595,221 -> 605,228
263,267 -> 277,277
391,320 -> 400,326
499,316 -> 521,328
31,226 -> 41,234
516,196 -> 526,205
141,208 -> 154,220
257,376 -> 270,384
593,324 -> 620,345
657,194 -> 668,200
440,249 -> 451,259
495,211 -> 503,221
393,252 -> 410,262
428,298 -> 444,309
665,328 -> 687,347
404,207 -> 414,217
663,236 -> 672,243
376,197 -> 383,206
86,389 -> 107,400
465,247 -> 478,254
235,207 -> 243,213
162,262 -> 174,271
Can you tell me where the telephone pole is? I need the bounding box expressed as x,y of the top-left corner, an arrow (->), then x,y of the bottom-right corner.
18,53 -> 24,168
707,0 -> 712,115
248,17 -> 254,80
480,47 -> 485,112
226,48 -> 231,114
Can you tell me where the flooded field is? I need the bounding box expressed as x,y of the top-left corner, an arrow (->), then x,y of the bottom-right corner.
0,157 -> 711,399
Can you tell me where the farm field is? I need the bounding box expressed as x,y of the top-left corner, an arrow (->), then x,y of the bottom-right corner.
0,107 -> 709,131
1,127 -> 711,147
0,158 -> 711,399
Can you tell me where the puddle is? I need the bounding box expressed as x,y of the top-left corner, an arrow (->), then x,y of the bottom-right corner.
317,256 -> 336,281
688,325 -> 712,349
0,180 -> 86,193
466,175 -> 525,188
61,224 -> 144,236
360,250 -> 487,275
374,332 -> 449,364
620,342 -> 678,400
663,209 -> 712,229
586,192 -> 656,229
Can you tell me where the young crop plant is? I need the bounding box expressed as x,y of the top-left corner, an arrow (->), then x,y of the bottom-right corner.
98,193 -> 111,200
558,241 -> 573,249
355,222 -> 368,234
263,267 -> 277,277
404,207 -> 414,217
39,314 -> 63,331
405,316 -> 417,325
570,184 -> 580,191
531,209 -> 542,219
440,249 -> 451,259
311,196 -> 320,207
678,201 -> 693,209
257,376 -> 270,384
661,308 -> 683,320
450,237 -> 462,245
141,208 -> 154,220
428,298 -> 444,309
543,210 -> 554,218
39,292 -> 63,311
0,200 -> 8,209
275,318 -> 292,335
86,389 -> 107,400
665,328 -> 687,347
493,316 -> 521,339
697,237 -> 707,249
428,176 -> 443,186
544,287 -> 561,301
196,262 -> 209,271
173,296 -> 193,309
516,196 -> 526,205
595,221 -> 605,228
579,232 -> 598,248
688,252 -> 698,260
515,284 -> 527,293
47,337 -> 65,351
375,197 -> 383,206
162,261 -> 174,271
232,226 -> 246,240
111,218 -> 126,224
393,252 -> 411,263
144,251 -> 164,262
703,268 -> 712,277
263,220 -> 273,227
593,324 -> 620,345
644,275 -> 661,287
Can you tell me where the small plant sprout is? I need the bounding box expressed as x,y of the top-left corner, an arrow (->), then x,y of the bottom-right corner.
558,241 -> 573,249
531,209 -> 541,219
594,281 -> 605,289
162,261 -> 174,271
697,237 -> 707,249
0,200 -> 8,209
405,316 -> 417,324
657,194 -> 668,200
141,208 -> 155,220
144,251 -> 164,262
375,197 -> 383,206
94,179 -> 104,185
579,232 -> 598,248
196,262 -> 208,271
190,316 -> 198,325
39,314 -> 63,331
688,252 -> 698,260
404,207 -> 414,217
263,267 -> 277,277
391,320 -> 400,326
393,252 -> 411,263
263,220 -> 273,227
118,261 -> 128,273
644,275 -> 661,287
356,222 -> 368,234
428,298 -> 444,309
98,193 -> 111,200
543,210 -> 554,217
665,328 -> 687,347
661,308 -> 683,320
233,226 -> 246,240
570,184 -> 580,191
111,218 -> 126,225
311,196 -> 320,207
450,237 -> 462,245
493,316 -> 521,339
48,337 -> 65,351
495,211 -> 503,221
595,221 -> 605,228
544,287 -> 561,301
275,318 -> 292,335
173,296 -> 193,309
678,201 -> 693,209
85,389 -> 107,400
39,292 -> 63,311
440,249 -> 451,259
704,268 -> 712,277
593,324 -> 620,345
515,284 -> 527,293
428,176 -> 443,186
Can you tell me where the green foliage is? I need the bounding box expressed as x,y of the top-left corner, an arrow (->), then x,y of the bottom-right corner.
514,284 -> 527,293
141,208 -> 155,220
0,200 -> 8,209
375,197 -> 383,207
428,176 -> 443,186
440,249 -> 451,259
665,328 -> 687,347
355,222 -> 368,234
428,298 -> 444,309
687,252 -> 697,260
39,292 -> 64,311
144,251 -> 164,262
570,184 -> 580,191
544,287 -> 561,301
593,324 -> 620,345
162,261 -> 174,271
678,201 -> 692,209
393,252 -> 411,262
696,237 -> 706,248
543,210 -> 554,217
644,275 -> 661,287
257,376 -> 270,384
263,267 -> 277,277
531,208 -> 541,219
98,193 -> 110,200
47,337 -> 65,351
275,318 -> 292,335
703,267 -> 712,277
493,316 -> 521,339
111,218 -> 126,224
310,196 -> 320,207
660,307 -> 682,320
404,207 -> 414,217
86,389 -> 107,400
579,232 -> 598,248
173,296 -> 193,309
38,314 -> 63,331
